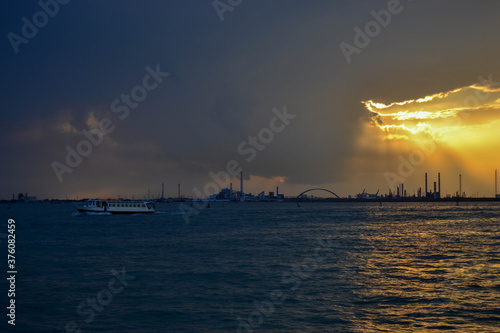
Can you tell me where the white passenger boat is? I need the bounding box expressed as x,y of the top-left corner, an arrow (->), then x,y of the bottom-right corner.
77,199 -> 155,214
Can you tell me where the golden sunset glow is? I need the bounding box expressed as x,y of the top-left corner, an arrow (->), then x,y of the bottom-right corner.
363,82 -> 500,143
355,80 -> 500,196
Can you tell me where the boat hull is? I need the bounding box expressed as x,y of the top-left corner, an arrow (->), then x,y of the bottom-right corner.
77,208 -> 106,213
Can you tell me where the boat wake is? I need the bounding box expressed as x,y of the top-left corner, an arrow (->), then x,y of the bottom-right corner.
73,211 -> 187,216
154,211 -> 188,215
73,212 -> 112,216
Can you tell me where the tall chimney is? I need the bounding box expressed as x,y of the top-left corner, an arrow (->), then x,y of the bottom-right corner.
495,169 -> 498,197
434,182 -> 437,199
178,183 -> 180,199
438,173 -> 441,199
425,173 -> 428,197
240,171 -> 243,197
402,183 -> 404,198
161,183 -> 164,199
459,174 -> 462,198
276,186 -> 279,197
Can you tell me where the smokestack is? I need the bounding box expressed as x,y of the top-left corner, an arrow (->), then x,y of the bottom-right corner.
240,171 -> 243,197
425,173 -> 428,197
459,174 -> 462,198
276,186 -> 279,197
438,173 -> 441,199
178,183 -> 180,199
402,183 -> 404,198
434,182 -> 437,199
161,183 -> 164,199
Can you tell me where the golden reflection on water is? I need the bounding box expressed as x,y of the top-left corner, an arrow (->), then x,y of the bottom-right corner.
324,203 -> 500,332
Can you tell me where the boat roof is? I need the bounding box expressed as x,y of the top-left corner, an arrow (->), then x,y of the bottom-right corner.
85,198 -> 153,203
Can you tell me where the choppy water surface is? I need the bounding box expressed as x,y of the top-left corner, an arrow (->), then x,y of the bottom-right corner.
1,202 -> 499,332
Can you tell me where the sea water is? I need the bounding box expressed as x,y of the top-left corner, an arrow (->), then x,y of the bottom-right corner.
1,202 -> 499,332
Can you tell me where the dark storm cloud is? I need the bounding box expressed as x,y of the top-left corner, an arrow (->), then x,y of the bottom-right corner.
1,0 -> 500,198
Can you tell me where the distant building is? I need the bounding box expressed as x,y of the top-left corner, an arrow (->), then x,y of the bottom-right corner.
17,192 -> 37,202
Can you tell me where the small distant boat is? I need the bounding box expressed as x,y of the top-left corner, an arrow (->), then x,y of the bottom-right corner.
77,199 -> 155,214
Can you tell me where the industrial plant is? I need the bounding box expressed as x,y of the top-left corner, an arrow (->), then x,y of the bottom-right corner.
4,170 -> 500,204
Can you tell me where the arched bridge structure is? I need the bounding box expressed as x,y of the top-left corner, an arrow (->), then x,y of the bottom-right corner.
295,188 -> 340,206
296,188 -> 340,199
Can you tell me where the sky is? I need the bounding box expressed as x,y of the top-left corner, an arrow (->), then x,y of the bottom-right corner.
1,0 -> 500,200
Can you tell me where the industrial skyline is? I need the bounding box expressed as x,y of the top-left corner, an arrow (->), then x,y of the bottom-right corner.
7,169 -> 500,202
